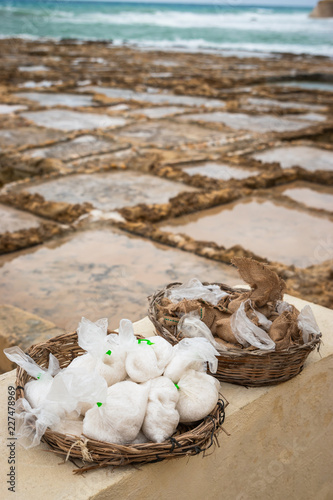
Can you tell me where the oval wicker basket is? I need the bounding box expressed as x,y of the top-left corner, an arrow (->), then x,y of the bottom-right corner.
148,282 -> 322,388
15,329 -> 226,473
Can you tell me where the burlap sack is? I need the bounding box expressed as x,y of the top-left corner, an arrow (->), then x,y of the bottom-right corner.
232,257 -> 286,307
215,317 -> 239,344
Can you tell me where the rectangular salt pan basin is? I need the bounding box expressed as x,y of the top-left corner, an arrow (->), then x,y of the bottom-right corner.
280,184 -> 333,212
15,92 -> 94,107
23,171 -> 197,210
85,86 -> 226,108
181,162 -> 259,180
177,112 -> 317,133
0,229 -> 239,331
159,198 -> 333,268
21,110 -> 126,131
0,204 -> 42,234
253,146 -> 333,172
25,135 -> 123,161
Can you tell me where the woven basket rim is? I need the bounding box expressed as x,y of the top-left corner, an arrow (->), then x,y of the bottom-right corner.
147,281 -> 322,358
15,328 -> 227,472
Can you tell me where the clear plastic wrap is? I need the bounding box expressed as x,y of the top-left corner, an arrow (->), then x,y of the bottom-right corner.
142,376 -> 179,443
176,369 -> 219,423
249,304 -> 272,332
14,368 -> 109,448
83,380 -> 149,444
165,278 -> 229,306
276,301 -> 293,315
72,317 -> 127,386
230,300 -> 275,351
53,368 -> 108,416
177,311 -> 221,349
297,305 -> 321,343
163,337 -> 220,383
15,398 -> 60,449
4,347 -> 60,408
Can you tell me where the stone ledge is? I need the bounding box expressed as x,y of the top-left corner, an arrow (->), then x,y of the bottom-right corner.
0,305 -> 65,373
0,298 -> 332,500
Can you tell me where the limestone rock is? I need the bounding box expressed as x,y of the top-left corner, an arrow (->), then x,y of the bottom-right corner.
310,0 -> 333,18
0,305 -> 64,373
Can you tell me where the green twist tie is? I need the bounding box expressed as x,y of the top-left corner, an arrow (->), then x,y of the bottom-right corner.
105,350 -> 112,356
96,402 -> 103,407
138,339 -> 154,345
37,373 -> 42,380
174,383 -> 180,390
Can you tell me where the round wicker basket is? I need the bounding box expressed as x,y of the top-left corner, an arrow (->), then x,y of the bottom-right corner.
15,329 -> 226,473
148,282 -> 322,387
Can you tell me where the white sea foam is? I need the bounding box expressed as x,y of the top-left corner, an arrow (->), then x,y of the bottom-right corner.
48,10 -> 333,35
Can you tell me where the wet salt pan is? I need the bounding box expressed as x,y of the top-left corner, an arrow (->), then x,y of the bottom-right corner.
25,135 -> 122,161
181,162 -> 259,180
23,171 -> 196,210
15,92 -> 94,108
177,111 -> 316,133
159,198 -> 333,267
21,109 -> 126,131
253,146 -> 333,172
0,104 -> 27,114
0,229 -> 239,331
0,204 -> 43,234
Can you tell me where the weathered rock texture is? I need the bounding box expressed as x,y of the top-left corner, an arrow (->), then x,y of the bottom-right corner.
310,0 -> 333,18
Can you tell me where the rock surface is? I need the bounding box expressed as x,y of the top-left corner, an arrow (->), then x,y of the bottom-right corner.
310,0 -> 333,18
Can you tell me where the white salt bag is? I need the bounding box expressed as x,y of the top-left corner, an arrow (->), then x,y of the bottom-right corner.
163,337 -> 219,383
176,369 -> 220,423
125,339 -> 162,383
4,347 -> 60,409
145,336 -> 173,372
83,380 -> 149,444
142,376 -> 179,443
49,367 -> 108,417
72,317 -> 127,386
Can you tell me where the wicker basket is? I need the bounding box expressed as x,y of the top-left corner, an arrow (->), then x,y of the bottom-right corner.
15,329 -> 227,473
148,282 -> 322,387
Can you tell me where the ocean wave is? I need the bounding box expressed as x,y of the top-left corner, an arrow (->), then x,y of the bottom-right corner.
47,10 -> 333,33
116,38 -> 333,57
2,33 -> 331,58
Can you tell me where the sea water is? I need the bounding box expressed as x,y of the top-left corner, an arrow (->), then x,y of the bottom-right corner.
0,1 -> 332,57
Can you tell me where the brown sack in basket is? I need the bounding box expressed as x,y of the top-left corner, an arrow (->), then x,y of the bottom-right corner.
215,317 -> 239,345
269,309 -> 302,351
269,312 -> 291,343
